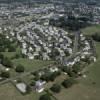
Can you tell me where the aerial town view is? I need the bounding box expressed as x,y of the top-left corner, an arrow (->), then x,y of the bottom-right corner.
0,0 -> 100,100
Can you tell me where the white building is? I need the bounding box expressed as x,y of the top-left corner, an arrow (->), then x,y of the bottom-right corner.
16,83 -> 27,93
35,80 -> 46,93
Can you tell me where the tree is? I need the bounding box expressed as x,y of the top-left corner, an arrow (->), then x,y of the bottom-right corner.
8,45 -> 16,52
92,33 -> 100,42
72,63 -> 81,74
50,84 -> 61,93
15,64 -> 25,73
39,94 -> 51,100
53,48 -> 60,57
30,80 -> 36,86
0,71 -> 10,78
64,51 -> 70,57
1,57 -> 13,68
62,66 -> 69,73
49,71 -> 61,81
67,71 -> 77,77
0,53 -> 4,59
13,53 -> 21,59
81,56 -> 91,64
0,53 -> 4,63
41,71 -> 61,82
62,78 -> 76,88
26,85 -> 31,94
40,72 -> 52,82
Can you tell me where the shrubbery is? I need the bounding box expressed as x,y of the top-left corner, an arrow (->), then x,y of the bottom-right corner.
92,33 -> 100,42
15,64 -> 25,73
50,84 -> 61,93
62,78 -> 76,88
40,71 -> 61,82
0,71 -> 10,78
39,94 -> 51,100
1,57 -> 13,68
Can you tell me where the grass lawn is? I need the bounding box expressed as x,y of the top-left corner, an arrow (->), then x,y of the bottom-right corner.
54,83 -> 100,100
0,83 -> 44,100
1,52 -> 16,59
81,24 -> 100,35
1,45 -> 21,59
12,58 -> 54,71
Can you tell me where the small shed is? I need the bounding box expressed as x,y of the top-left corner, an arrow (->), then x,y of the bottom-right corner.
35,80 -> 46,93
16,83 -> 27,93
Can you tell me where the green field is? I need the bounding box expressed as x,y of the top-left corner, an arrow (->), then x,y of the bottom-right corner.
0,58 -> 54,100
0,83 -> 44,100
82,24 -> 100,35
12,58 -> 54,71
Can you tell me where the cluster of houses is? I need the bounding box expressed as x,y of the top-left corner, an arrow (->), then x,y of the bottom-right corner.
63,33 -> 96,67
16,80 -> 46,93
16,22 -> 73,60
15,66 -> 59,94
0,1 -> 98,95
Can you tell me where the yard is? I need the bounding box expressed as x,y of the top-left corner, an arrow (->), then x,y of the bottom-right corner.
0,83 -> 44,100
12,58 -> 54,71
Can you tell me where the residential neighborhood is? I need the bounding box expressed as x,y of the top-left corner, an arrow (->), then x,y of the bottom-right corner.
0,0 -> 100,100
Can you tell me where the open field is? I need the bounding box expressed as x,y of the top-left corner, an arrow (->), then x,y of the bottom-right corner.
0,83 -> 44,100
81,24 -> 100,35
12,58 -> 54,71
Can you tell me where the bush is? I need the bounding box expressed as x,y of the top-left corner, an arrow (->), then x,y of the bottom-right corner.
0,71 -> 10,78
62,78 -> 76,88
0,53 -> 4,60
40,73 -> 51,82
41,71 -> 61,82
72,64 -> 81,74
81,57 -> 91,64
1,57 -> 13,68
39,94 -> 51,100
62,67 -> 76,77
67,71 -> 77,77
30,80 -> 36,86
92,33 -> 100,42
50,71 -> 61,81
34,76 -> 40,81
62,66 -> 69,73
50,84 -> 61,93
12,53 -> 21,59
64,51 -> 70,56
15,65 -> 25,73
26,85 -> 31,94
8,45 -> 16,52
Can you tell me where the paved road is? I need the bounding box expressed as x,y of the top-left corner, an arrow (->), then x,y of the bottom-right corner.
73,31 -> 80,54
62,31 -> 80,66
